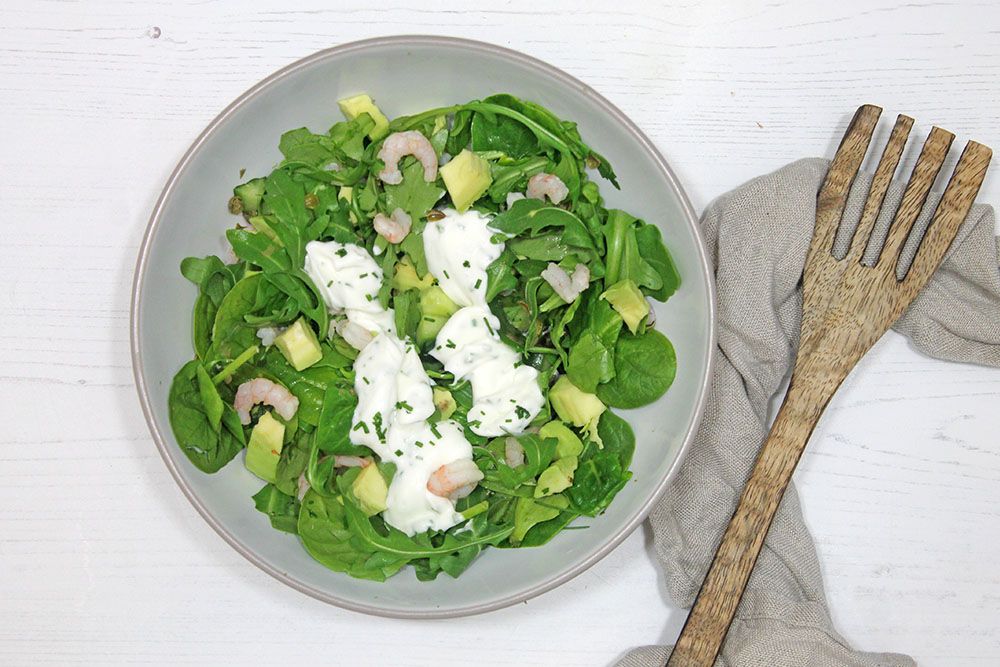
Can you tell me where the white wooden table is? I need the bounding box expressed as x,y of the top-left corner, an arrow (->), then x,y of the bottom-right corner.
3,1 -> 999,664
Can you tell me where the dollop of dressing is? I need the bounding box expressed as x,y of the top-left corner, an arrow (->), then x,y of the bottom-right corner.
350,333 -> 475,535
423,208 -> 504,307
304,240 -> 395,338
431,307 -> 544,436
307,240 -> 475,536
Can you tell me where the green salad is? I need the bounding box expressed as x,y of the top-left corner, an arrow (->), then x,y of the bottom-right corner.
168,93 -> 680,581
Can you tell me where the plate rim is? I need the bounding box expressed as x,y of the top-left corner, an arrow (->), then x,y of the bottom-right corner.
130,34 -> 716,619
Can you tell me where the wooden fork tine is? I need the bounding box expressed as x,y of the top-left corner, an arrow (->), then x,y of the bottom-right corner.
870,127 -> 954,267
899,141 -> 992,295
844,115 -> 914,266
800,104 -> 880,355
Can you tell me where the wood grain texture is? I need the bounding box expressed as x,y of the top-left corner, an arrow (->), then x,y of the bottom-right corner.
670,112 -> 991,666
2,1 -> 1000,665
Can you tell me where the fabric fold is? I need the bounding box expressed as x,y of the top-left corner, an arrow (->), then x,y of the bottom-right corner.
619,158 -> 1000,666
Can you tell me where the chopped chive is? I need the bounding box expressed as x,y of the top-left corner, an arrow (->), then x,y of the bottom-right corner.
430,423 -> 442,438
443,269 -> 450,279
445,339 -> 456,349
474,278 -> 482,289
462,260 -> 471,268
414,441 -> 424,448
335,248 -> 347,257
483,318 -> 495,335
394,449 -> 404,457
353,421 -> 369,433
362,376 -> 370,385
514,405 -> 530,419
395,400 -> 413,412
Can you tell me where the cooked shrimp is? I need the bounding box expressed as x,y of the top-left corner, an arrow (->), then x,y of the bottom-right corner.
426,459 -> 484,501
234,378 -> 298,425
526,173 -> 569,204
504,437 -> 525,468
255,326 -> 284,347
506,191 -> 525,209
541,262 -> 590,303
335,318 -> 374,350
377,131 -> 438,185
373,208 -> 412,244
297,473 -> 310,500
645,298 -> 657,326
333,455 -> 371,468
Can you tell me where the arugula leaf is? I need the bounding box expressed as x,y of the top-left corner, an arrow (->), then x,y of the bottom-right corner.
471,109 -> 537,158
384,157 -> 445,222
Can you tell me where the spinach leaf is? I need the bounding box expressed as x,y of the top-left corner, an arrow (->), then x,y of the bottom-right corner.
316,385 -> 367,455
252,483 -> 300,534
511,494 -> 568,544
297,489 -> 409,581
635,223 -> 681,301
261,270 -> 329,339
168,360 -> 245,473
471,109 -> 537,158
180,256 -> 240,359
206,274 -> 264,363
566,331 -> 614,393
567,410 -> 635,516
279,128 -> 338,168
602,209 -> 662,292
596,329 -> 676,408
384,157 -> 445,222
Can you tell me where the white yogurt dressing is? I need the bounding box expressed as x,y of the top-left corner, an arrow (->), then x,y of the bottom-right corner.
431,306 -> 544,436
307,239 -> 475,536
422,209 -> 543,436
423,208 -> 504,307
304,240 -> 396,338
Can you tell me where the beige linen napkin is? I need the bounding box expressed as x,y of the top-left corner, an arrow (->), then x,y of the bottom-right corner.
620,158 -> 1000,666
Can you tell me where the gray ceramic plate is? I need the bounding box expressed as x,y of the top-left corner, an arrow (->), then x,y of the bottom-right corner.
131,35 -> 715,618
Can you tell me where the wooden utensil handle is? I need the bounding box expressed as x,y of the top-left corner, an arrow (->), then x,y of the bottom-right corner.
667,379 -> 827,667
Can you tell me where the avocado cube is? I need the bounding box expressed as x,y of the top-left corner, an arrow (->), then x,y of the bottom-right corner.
337,94 -> 390,140
538,420 -> 583,458
550,376 -> 606,432
432,387 -> 457,420
534,456 -> 578,498
352,464 -> 389,516
601,279 -> 650,334
420,286 -> 459,318
274,318 -> 323,371
245,412 -> 285,483
440,149 -> 492,212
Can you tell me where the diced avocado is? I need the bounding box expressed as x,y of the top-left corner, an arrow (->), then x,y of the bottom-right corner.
534,456 -> 578,498
393,257 -> 434,292
550,376 -> 606,445
440,149 -> 492,212
274,318 -> 322,371
539,421 -> 583,458
351,463 -> 389,516
337,185 -> 353,202
417,315 -> 448,347
337,94 -> 390,140
421,286 -> 459,318
550,376 -> 606,428
233,178 -> 266,216
601,279 -> 650,334
432,387 -> 457,420
245,412 -> 285,483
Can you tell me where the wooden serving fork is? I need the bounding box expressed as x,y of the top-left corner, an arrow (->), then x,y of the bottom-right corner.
667,105 -> 992,667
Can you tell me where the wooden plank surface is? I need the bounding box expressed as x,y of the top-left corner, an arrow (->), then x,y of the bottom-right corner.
1,1 -> 998,664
